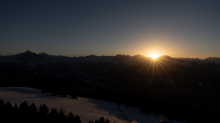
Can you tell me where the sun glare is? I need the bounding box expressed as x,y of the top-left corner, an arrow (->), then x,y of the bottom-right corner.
150,53 -> 160,59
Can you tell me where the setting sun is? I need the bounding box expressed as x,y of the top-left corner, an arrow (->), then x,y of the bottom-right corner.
150,53 -> 160,59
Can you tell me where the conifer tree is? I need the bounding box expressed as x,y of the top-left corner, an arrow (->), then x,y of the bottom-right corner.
19,101 -> 29,114
19,101 -> 30,123
50,107 -> 58,116
99,117 -> 105,123
0,99 -> 5,108
67,112 -> 75,123
30,103 -> 38,115
57,107 -> 67,123
49,108 -> 58,123
6,101 -> 12,109
38,104 -> 49,117
29,103 -> 38,122
106,118 -> 110,123
75,114 -> 82,123
13,103 -> 19,111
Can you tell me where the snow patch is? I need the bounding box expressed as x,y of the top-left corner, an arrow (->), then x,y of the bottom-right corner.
0,87 -> 186,123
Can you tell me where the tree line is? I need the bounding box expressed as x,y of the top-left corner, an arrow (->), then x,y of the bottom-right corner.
0,98 -> 110,123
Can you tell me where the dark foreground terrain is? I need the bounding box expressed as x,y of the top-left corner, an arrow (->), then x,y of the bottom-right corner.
1,50 -> 220,122
0,98 -> 110,123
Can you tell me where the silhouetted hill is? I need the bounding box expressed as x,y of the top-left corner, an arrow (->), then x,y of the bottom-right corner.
204,57 -> 220,63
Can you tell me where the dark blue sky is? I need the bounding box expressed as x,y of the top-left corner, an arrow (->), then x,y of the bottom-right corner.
1,0 -> 220,58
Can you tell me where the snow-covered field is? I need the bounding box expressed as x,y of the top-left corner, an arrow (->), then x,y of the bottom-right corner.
0,87 -> 185,123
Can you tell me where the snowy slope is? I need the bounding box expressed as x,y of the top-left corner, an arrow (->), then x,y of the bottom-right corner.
0,87 -> 185,123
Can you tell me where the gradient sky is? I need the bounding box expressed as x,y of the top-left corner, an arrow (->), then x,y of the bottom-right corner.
1,0 -> 220,58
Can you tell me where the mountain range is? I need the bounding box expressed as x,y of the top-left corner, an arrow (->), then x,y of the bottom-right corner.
1,50 -> 220,122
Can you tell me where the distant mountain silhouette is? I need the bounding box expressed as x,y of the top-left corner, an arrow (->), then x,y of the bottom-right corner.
1,50 -> 220,122
158,55 -> 172,59
39,52 -> 49,56
204,57 -> 220,63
